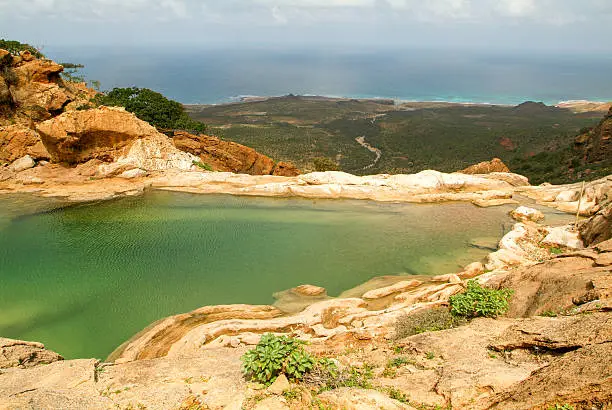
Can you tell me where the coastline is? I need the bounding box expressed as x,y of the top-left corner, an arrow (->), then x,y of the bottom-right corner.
186,94 -> 611,111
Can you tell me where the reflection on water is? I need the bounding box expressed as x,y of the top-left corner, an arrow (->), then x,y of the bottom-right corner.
0,191 -> 572,358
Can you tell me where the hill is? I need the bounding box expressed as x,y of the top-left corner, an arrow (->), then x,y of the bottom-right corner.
186,96 -> 608,183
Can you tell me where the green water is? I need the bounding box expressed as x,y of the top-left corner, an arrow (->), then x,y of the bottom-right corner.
0,191 -> 562,359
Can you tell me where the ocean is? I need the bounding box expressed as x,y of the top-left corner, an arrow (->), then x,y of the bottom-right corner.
45,46 -> 612,105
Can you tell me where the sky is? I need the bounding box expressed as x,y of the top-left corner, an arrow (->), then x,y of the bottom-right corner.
1,0 -> 612,52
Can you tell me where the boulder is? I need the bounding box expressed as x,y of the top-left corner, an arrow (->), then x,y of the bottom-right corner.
268,373 -> 290,395
579,201 -> 611,246
8,58 -> 73,119
460,158 -> 510,174
509,206 -> 544,223
291,284 -> 326,297
542,226 -> 584,250
555,190 -> 579,202
0,338 -> 63,369
36,107 -> 160,164
172,131 -> 281,175
457,262 -> 485,279
8,154 -> 35,172
0,124 -> 50,162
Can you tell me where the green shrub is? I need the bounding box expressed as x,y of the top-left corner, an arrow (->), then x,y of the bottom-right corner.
193,160 -> 213,171
241,333 -> 315,385
548,405 -> 575,410
303,362 -> 373,392
93,87 -> 206,133
312,157 -> 340,172
394,307 -> 466,339
0,39 -> 45,58
449,280 -> 514,318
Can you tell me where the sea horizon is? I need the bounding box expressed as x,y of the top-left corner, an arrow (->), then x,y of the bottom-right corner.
45,45 -> 612,106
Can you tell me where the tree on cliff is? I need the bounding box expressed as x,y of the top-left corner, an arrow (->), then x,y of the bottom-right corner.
93,87 -> 206,133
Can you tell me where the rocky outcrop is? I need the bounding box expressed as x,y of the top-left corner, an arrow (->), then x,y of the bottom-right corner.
518,174 -> 611,216
574,106 -> 612,166
0,124 -> 49,162
0,338 -> 63,369
36,106 -> 159,164
509,206 -> 544,223
460,158 -> 510,175
33,107 -> 197,174
172,131 -> 300,176
579,200 -> 611,246
0,49 -> 91,124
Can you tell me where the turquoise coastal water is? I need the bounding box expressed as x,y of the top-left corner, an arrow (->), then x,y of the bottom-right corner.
0,192 -> 566,359
46,47 -> 612,105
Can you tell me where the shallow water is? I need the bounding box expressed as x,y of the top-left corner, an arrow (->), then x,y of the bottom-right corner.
0,192 -> 569,358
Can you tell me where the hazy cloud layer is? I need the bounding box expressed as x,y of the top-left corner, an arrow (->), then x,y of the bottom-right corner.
1,0 -> 611,50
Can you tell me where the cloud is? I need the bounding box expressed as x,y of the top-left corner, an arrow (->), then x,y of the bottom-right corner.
1,0 -> 611,51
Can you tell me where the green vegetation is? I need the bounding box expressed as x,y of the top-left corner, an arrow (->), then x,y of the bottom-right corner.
304,362 -> 374,392
425,352 -> 435,360
313,157 -> 340,172
548,405 -> 575,410
94,87 -> 206,133
387,387 -> 410,404
0,39 -> 45,58
387,356 -> 410,368
394,307 -> 467,339
241,333 -> 316,385
186,96 -> 603,182
192,160 -> 213,171
59,62 -> 85,83
450,281 -> 514,318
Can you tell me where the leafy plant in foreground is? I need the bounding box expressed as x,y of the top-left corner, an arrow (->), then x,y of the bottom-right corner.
450,280 -> 514,318
241,333 -> 315,385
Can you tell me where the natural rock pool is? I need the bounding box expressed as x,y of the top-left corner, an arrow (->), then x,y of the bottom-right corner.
0,191 -> 568,359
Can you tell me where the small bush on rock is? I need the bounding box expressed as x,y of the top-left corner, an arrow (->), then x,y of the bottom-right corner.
394,307 -> 466,339
241,333 -> 315,385
450,280 -> 513,318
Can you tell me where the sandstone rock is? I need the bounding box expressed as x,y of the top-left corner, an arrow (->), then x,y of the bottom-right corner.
458,262 -> 485,279
0,125 -> 50,162
555,190 -> 579,202
109,304 -> 284,362
431,274 -> 462,283
268,373 -> 290,395
542,226 -> 584,249
119,168 -> 148,179
8,154 -> 35,172
579,200 -> 611,246
298,171 -> 364,186
362,280 -> 422,300
291,284 -> 326,297
497,256 -> 611,317
272,161 -> 301,176
9,58 -> 72,119
481,172 -> 530,187
460,157 -> 510,174
317,388 -> 415,409
36,107 -> 159,164
0,338 -> 63,369
509,206 -> 544,223
486,342 -> 612,409
19,50 -> 35,62
173,131 -> 282,175
254,397 -> 290,409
